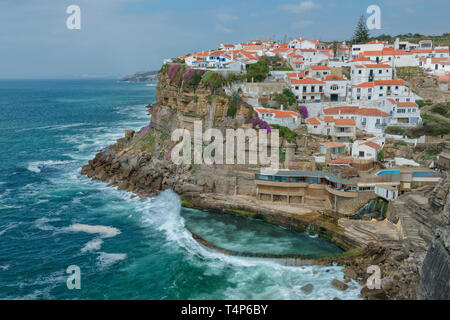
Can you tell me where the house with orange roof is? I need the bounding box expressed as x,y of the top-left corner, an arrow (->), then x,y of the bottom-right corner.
433,47 -> 450,59
351,42 -> 386,59
288,38 -> 325,50
351,63 -> 393,85
289,77 -> 325,102
351,137 -> 385,161
351,79 -> 413,102
420,57 -> 450,75
321,105 -> 391,135
309,65 -> 331,79
254,106 -> 301,129
322,75 -> 349,102
305,116 -> 356,142
384,99 -> 422,127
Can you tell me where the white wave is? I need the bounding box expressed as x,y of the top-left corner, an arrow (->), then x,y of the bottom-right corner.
0,265 -> 10,271
15,122 -> 88,133
97,252 -> 127,269
27,160 -> 75,173
0,222 -> 21,236
65,223 -> 120,238
81,238 -> 104,252
141,190 -> 362,300
34,217 -> 61,231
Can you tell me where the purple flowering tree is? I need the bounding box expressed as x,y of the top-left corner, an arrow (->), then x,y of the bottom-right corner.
299,106 -> 308,119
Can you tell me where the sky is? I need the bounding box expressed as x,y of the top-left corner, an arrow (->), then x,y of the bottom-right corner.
0,0 -> 449,78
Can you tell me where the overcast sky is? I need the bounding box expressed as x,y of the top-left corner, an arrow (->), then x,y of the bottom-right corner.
0,0 -> 449,78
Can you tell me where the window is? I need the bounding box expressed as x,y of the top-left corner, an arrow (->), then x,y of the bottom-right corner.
379,93 -> 383,97
359,151 -> 365,157
357,96 -> 360,100
379,70 -> 382,74
395,86 -> 399,90
380,86 -> 383,90
368,88 -> 372,93
311,96 -> 315,100
358,70 -> 362,74
295,86 -> 299,90
368,96 -> 371,100
311,86 -> 315,93
319,86 -> 323,92
357,88 -> 361,93
314,125 -> 318,128
303,96 -> 306,99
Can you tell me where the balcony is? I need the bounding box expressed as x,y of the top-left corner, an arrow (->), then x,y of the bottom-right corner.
325,186 -> 358,198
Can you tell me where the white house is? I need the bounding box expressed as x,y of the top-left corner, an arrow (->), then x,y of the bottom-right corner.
309,65 -> 331,79
385,99 -> 422,127
288,38 -> 324,50
351,80 -> 412,102
351,41 -> 386,59
305,116 -> 356,141
254,107 -> 301,130
289,77 -> 325,102
434,47 -> 450,59
351,139 -> 384,160
322,106 -> 391,135
351,64 -> 392,85
322,75 -> 349,102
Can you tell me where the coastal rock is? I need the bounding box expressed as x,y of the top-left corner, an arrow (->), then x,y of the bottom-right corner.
332,279 -> 348,291
300,284 -> 314,294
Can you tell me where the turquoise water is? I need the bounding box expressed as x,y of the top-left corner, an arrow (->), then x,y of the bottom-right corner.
0,79 -> 361,300
182,209 -> 342,256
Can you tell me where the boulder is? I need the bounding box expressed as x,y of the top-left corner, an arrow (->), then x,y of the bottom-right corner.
300,284 -> 314,294
332,279 -> 349,291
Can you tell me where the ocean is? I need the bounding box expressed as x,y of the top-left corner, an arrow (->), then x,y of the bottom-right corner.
0,79 -> 361,299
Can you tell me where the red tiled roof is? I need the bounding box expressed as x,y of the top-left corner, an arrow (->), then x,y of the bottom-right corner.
396,102 -> 418,107
333,118 -> 356,126
411,49 -> 432,53
255,108 -> 299,118
331,158 -> 352,164
361,141 -> 382,150
435,48 -> 449,53
306,117 -> 320,125
310,65 -> 330,70
364,64 -> 392,68
356,108 -> 390,117
350,56 -> 372,62
320,142 -> 345,147
323,75 -> 346,81
323,106 -> 359,114
290,77 -> 324,84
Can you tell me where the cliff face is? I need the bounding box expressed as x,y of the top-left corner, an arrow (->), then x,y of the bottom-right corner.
419,233 -> 450,299
81,69 -> 255,200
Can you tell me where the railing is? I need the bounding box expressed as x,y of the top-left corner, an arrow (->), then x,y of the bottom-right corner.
325,186 -> 358,198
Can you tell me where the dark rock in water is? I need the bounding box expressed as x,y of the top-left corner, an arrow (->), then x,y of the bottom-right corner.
343,266 -> 358,280
360,287 -> 387,300
333,297 -> 341,300
301,284 -> 314,294
332,279 -> 348,291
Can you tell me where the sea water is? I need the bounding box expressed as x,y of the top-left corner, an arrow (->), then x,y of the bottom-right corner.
0,79 -> 361,300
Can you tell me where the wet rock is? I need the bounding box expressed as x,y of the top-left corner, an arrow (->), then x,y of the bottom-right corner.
332,279 -> 348,291
301,284 -> 314,294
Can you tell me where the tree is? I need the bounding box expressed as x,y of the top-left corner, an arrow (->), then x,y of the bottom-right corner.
352,15 -> 370,44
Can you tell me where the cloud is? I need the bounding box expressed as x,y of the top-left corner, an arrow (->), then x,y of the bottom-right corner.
215,24 -> 232,34
216,13 -> 239,22
291,20 -> 313,29
404,7 -> 414,14
280,1 -> 320,13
